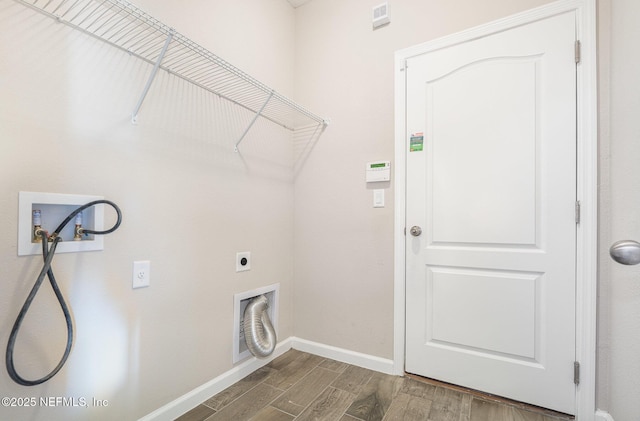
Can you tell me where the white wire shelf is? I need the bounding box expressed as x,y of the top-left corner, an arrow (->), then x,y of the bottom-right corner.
15,0 -> 328,150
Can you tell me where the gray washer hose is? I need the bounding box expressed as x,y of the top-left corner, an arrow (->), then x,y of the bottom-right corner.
243,295 -> 276,357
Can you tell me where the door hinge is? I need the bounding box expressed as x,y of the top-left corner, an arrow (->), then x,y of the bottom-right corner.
574,361 -> 580,385
575,201 -> 581,224
575,40 -> 581,64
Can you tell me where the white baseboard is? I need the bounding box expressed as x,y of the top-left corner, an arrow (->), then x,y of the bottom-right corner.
138,336 -> 396,420
137,337 -> 293,421
290,337 -> 395,375
140,336 -> 613,421
139,336 -> 612,421
595,409 -> 614,421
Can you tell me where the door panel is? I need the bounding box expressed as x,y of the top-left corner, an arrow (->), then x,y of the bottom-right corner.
405,12 -> 577,414
428,266 -> 539,359
429,58 -> 538,246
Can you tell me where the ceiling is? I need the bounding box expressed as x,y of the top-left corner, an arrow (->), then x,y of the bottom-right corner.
287,0 -> 313,8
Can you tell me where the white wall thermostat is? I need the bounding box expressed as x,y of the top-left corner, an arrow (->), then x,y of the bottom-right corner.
366,161 -> 391,182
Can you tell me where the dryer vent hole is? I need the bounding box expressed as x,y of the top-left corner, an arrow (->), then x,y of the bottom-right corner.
233,286 -> 278,363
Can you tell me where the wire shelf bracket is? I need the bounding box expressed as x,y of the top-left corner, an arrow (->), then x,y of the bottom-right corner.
14,0 -> 329,151
235,90 -> 274,152
131,30 -> 174,124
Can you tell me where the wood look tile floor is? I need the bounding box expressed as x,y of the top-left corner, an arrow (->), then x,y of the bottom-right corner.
175,350 -> 574,421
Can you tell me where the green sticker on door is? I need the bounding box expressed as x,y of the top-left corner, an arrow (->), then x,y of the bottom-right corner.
410,133 -> 424,152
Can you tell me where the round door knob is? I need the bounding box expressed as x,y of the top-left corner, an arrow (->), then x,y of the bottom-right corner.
410,226 -> 422,237
610,240 -> 640,265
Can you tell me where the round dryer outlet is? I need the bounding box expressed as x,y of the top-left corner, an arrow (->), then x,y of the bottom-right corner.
236,251 -> 251,272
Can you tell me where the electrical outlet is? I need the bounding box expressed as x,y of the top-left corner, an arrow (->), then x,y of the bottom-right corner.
236,252 -> 251,272
133,260 -> 150,288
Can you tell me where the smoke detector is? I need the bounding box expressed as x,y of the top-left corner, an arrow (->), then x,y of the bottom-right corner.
372,2 -> 390,29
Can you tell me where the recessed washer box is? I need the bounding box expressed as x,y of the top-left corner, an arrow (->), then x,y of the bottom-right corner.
18,192 -> 105,256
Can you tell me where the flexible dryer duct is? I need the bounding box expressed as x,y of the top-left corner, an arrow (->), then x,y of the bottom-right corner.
243,295 -> 276,358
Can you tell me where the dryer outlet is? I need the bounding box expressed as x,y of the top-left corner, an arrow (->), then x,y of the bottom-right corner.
236,251 -> 251,272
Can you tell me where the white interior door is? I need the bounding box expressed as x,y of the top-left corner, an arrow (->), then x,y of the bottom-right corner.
404,12 -> 577,414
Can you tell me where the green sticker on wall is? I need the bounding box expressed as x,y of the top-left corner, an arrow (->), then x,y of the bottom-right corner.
410,133 -> 424,152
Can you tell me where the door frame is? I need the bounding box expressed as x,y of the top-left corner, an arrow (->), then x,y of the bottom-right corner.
393,0 -> 597,419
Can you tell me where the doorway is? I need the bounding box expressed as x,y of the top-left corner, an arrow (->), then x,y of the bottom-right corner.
393,0 -> 597,418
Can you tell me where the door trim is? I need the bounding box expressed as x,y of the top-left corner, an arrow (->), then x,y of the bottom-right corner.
393,0 -> 597,419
